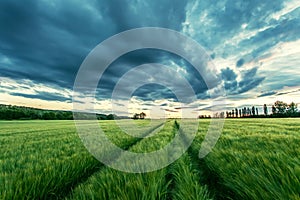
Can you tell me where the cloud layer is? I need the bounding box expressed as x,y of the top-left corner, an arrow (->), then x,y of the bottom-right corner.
0,0 -> 299,115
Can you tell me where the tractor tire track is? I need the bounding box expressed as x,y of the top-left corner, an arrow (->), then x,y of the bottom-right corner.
55,122 -> 165,200
174,120 -> 236,200
165,120 -> 213,200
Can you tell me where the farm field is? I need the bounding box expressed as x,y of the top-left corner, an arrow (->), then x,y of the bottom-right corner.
0,119 -> 299,200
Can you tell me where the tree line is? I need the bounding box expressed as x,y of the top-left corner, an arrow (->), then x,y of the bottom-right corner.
199,101 -> 299,119
0,104 -> 128,120
0,101 -> 298,120
132,112 -> 146,120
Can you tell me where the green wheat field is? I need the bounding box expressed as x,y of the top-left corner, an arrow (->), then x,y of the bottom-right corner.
1,119 -> 299,200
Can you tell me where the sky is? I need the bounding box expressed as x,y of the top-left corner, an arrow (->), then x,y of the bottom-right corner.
0,0 -> 300,118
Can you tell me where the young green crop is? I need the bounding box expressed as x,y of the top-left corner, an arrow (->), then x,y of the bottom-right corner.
167,152 -> 212,200
67,120 -> 176,200
0,120 -> 163,199
190,118 -> 300,200
1,118 -> 299,199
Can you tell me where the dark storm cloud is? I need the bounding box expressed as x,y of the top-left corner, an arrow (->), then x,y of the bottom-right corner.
0,0 -> 101,89
96,49 -> 178,94
105,0 -> 188,32
221,67 -> 237,81
224,81 -> 238,91
218,0 -> 283,31
10,91 -> 71,102
258,91 -> 277,97
236,58 -> 245,67
0,0 -> 189,100
237,67 -> 265,93
195,103 -> 235,111
242,67 -> 258,79
220,66 -> 265,94
277,89 -> 300,96
1,0 -> 299,104
131,84 -> 178,102
187,0 -> 286,50
0,84 -> 18,90
174,105 -> 201,110
94,49 -> 209,102
221,67 -> 238,92
240,15 -> 300,59
164,108 -> 178,113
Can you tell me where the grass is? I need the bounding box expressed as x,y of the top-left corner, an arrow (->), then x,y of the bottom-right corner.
66,120 -> 176,200
167,152 -> 212,200
190,118 -> 300,200
0,118 -> 299,199
0,120 -> 164,199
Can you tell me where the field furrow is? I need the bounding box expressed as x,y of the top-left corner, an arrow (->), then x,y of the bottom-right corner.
166,151 -> 212,200
0,120 -> 164,199
164,120 -> 213,200
1,118 -> 299,200
190,119 -> 300,200
66,120 -> 176,200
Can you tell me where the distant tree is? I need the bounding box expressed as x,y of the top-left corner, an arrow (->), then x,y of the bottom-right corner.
235,108 -> 238,118
247,108 -> 251,116
107,114 -> 115,120
239,109 -> 242,117
97,114 -> 107,120
139,112 -> 146,119
272,105 -> 276,115
55,112 -> 64,120
220,112 -> 225,118
252,106 -> 255,116
243,107 -> 246,117
63,112 -> 73,120
287,102 -> 298,116
43,112 -> 56,120
0,104 -> 121,120
256,108 -> 258,116
263,104 -> 268,115
226,111 -> 229,118
213,112 -> 220,118
274,101 -> 287,114
133,113 -> 140,120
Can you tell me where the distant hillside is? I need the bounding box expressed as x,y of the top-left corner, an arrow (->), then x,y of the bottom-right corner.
0,104 -> 129,120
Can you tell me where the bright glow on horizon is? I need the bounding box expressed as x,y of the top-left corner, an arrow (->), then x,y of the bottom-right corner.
1,75 -> 299,118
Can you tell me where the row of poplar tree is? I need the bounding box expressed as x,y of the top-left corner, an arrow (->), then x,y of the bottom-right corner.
200,101 -> 299,118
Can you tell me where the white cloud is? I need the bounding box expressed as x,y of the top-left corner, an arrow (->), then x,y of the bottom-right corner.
269,0 -> 300,21
258,39 -> 300,90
